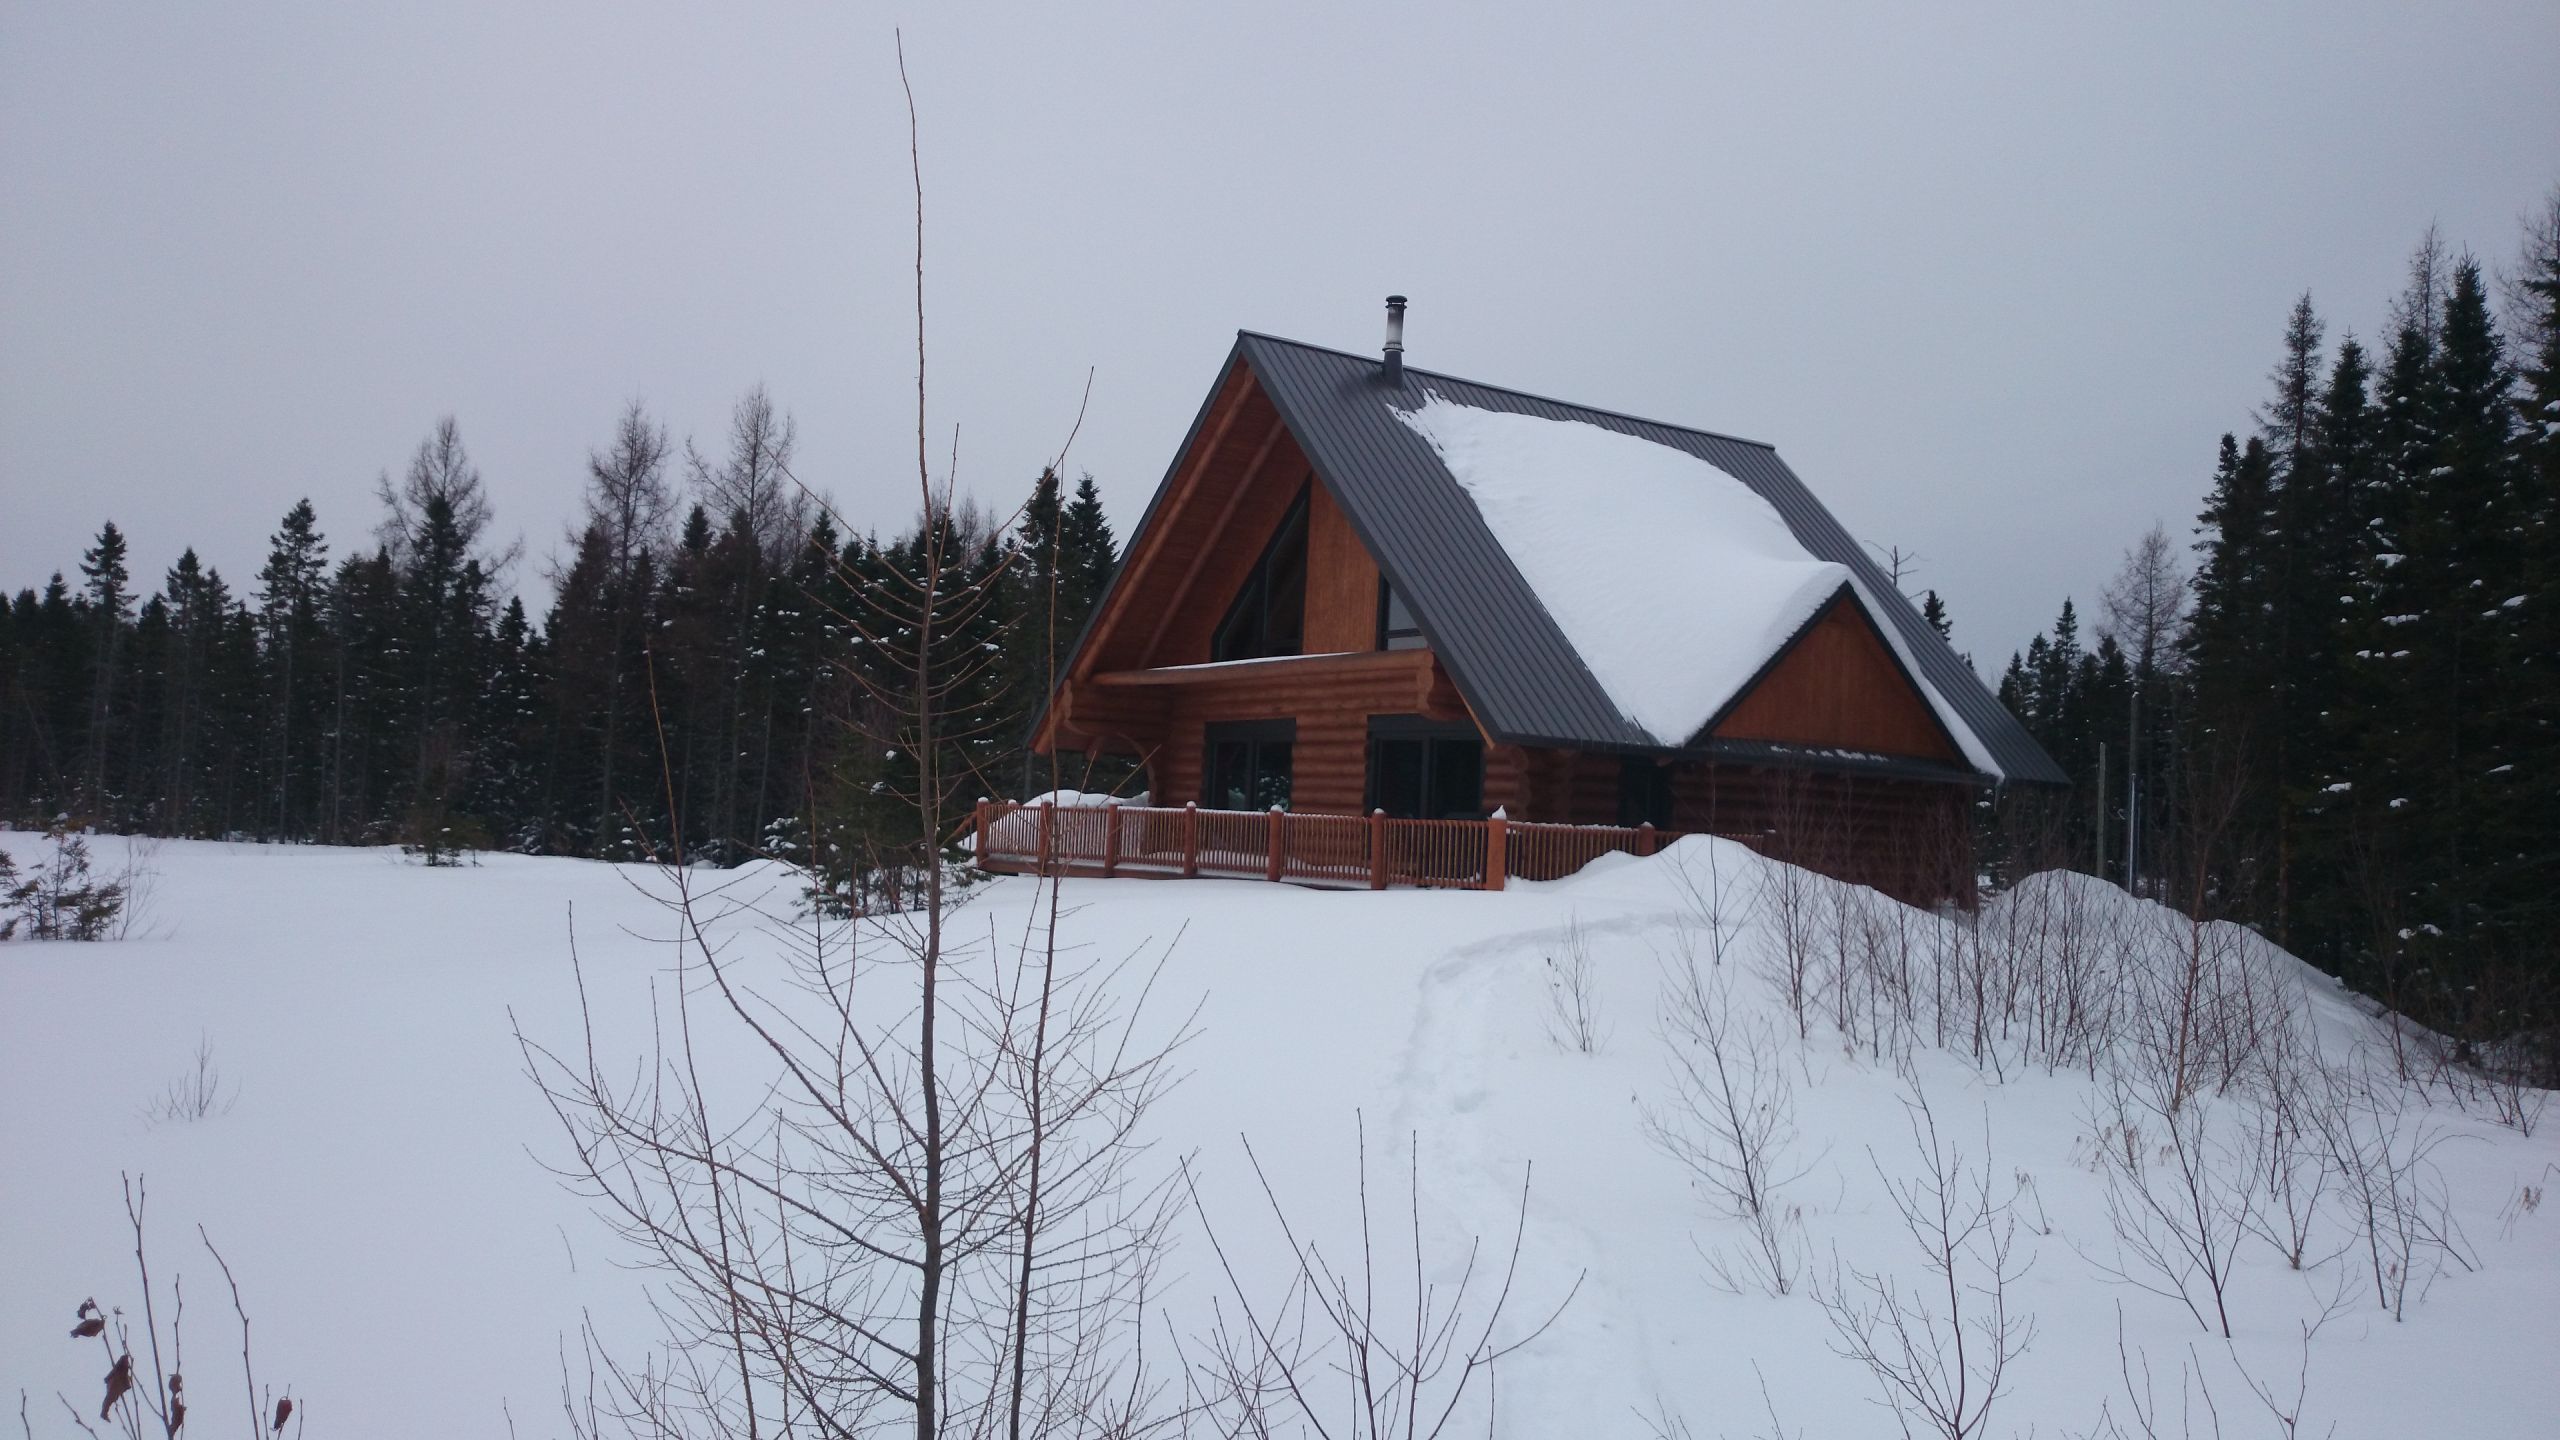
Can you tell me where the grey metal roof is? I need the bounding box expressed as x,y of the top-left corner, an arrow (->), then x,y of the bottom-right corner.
1234,331 -> 2069,787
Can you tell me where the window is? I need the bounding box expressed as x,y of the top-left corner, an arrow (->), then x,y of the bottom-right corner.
1365,717 -> 1484,819
1204,719 -> 1295,811
1617,756 -> 1674,829
1211,492 -> 1309,662
1377,580 -> 1426,651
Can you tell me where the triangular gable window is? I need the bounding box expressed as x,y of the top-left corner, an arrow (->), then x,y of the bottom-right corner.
1210,489 -> 1308,661
1377,580 -> 1426,651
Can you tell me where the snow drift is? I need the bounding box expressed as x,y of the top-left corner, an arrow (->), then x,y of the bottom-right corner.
1,831 -> 2553,1436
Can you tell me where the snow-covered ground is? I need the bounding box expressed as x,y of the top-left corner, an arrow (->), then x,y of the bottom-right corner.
3,831 -> 2553,1436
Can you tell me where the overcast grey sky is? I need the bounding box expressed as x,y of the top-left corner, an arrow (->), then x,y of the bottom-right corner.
4,1 -> 2554,669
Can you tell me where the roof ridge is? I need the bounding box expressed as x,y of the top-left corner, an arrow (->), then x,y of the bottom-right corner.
1235,330 -> 1780,452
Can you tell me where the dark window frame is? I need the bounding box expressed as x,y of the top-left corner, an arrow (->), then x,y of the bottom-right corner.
1376,578 -> 1426,651
1211,488 -> 1311,662
1203,718 -> 1297,812
1364,715 -> 1484,820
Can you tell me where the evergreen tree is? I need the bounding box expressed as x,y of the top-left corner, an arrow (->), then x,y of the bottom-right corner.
255,499 -> 331,838
2184,432 -> 2282,908
2498,190 -> 2560,974
322,549 -> 402,842
77,521 -> 132,812
477,596 -> 546,849
156,550 -> 222,829
1060,471 -> 1118,618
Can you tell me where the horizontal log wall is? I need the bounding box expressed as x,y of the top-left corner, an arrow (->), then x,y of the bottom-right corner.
1126,652 -> 1463,814
1507,746 -> 1974,906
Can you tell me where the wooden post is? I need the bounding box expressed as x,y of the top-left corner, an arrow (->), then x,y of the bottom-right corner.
1037,801 -> 1055,876
1637,821 -> 1656,857
974,798 -> 992,871
1266,807 -> 1285,882
1102,803 -> 1121,877
1485,813 -> 1508,892
1369,809 -> 1389,890
1182,802 -> 1199,878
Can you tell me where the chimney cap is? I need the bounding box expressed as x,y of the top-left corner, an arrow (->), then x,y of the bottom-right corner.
1386,294 -> 1407,307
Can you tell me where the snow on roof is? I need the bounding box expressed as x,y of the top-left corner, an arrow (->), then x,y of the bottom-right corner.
1392,393 -> 2002,775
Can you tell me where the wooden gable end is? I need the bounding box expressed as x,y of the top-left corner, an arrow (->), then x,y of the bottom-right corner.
1069,358 -> 1390,676
1041,357 -> 1395,752
1710,590 -> 1961,763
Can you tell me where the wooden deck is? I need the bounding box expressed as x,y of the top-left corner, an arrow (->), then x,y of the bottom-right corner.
971,798 -> 1720,891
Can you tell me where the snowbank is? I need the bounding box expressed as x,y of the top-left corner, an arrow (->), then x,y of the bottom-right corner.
2,833 -> 2552,1436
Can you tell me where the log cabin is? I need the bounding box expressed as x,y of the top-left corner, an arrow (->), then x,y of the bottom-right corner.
1027,301 -> 2064,904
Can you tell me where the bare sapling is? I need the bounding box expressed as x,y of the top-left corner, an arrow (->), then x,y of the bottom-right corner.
1542,916 -> 1608,1056
142,1034 -> 236,1128
1642,959 -> 1810,1296
2306,1068 -> 2477,1320
2080,1299 -> 2344,1440
41,1175 -> 299,1440
1664,830 -> 1758,972
1813,1085 -> 2035,1440
2236,1027 -> 2348,1273
1180,1118 -> 1583,1438
520,38 -> 1192,1439
1753,855 -> 1825,1043
2081,1073 -> 2265,1338
2076,1304 -> 2227,1440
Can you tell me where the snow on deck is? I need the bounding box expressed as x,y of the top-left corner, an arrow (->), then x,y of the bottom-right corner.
1394,394 -> 1999,772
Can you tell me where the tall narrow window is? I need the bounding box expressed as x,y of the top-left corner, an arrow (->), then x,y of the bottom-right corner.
1211,491 -> 1309,662
1377,579 -> 1426,651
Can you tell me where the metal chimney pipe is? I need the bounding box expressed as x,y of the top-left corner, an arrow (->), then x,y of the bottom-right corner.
1381,295 -> 1407,385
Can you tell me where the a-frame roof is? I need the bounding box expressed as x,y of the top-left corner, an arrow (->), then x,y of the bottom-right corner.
1060,330 -> 2066,787
1236,332 -> 2066,786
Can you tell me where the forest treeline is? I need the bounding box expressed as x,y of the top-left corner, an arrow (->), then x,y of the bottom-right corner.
0,386 -> 1117,894
1985,196 -> 2558,1073
4,195 -> 2554,1067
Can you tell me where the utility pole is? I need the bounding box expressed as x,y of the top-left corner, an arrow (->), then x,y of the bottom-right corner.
2125,678 -> 2141,894
2096,741 -> 2108,881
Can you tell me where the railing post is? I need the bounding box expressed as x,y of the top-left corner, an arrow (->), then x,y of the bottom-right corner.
974,798 -> 992,871
1266,806 -> 1286,883
1183,802 -> 1200,878
1637,821 -> 1656,858
1485,812 -> 1507,891
1037,800 -> 1055,876
1369,809 -> 1389,890
1102,802 -> 1121,877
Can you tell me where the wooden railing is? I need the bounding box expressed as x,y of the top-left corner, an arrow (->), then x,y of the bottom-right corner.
970,800 -> 1684,892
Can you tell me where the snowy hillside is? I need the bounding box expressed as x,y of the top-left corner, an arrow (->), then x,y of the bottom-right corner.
3,831 -> 2554,1437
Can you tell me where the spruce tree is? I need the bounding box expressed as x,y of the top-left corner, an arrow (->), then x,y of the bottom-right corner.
2499,190 -> 2560,985
77,521 -> 132,813
1060,472 -> 1118,620
255,500 -> 331,838
2184,433 -> 2280,912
